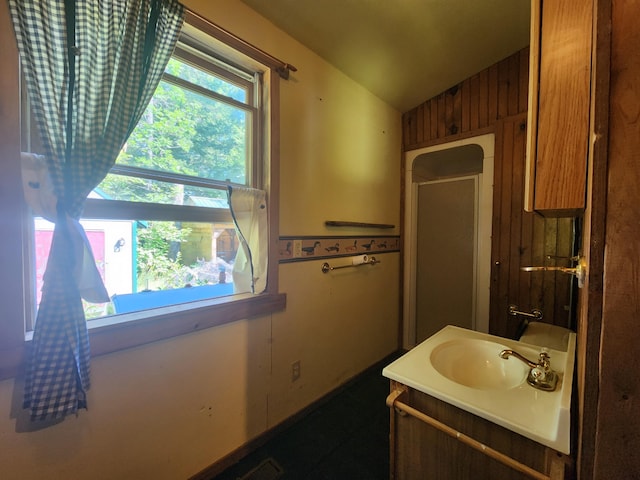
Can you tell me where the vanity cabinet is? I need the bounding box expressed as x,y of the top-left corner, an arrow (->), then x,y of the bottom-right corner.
525,0 -> 593,216
388,381 -> 573,480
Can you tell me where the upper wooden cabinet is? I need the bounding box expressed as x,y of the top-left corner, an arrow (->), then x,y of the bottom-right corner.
525,0 -> 593,216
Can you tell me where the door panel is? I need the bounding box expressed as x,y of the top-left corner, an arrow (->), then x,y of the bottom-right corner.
416,177 -> 476,342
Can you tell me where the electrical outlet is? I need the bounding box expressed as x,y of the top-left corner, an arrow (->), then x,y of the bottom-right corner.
291,360 -> 301,382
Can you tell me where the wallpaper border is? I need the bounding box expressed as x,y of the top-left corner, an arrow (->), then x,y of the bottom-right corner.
278,235 -> 400,263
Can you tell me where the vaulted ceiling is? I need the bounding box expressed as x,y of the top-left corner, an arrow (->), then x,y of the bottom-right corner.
240,0 -> 531,112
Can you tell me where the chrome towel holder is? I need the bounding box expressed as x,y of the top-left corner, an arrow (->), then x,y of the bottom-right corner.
321,256 -> 380,273
508,304 -> 543,320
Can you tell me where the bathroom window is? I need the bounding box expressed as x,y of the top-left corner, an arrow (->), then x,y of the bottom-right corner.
30,38 -> 258,322
15,15 -> 285,357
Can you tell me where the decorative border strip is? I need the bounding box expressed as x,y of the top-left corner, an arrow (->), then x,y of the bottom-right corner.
278,235 -> 400,263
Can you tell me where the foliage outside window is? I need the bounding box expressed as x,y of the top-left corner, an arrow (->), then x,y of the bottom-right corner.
32,40 -> 263,321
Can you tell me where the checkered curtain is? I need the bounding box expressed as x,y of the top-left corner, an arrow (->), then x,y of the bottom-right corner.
8,0 -> 184,421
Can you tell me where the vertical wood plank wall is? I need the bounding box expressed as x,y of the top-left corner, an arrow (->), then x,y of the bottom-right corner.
402,48 -> 530,151
403,47 -> 573,338
492,115 -> 573,339
594,0 -> 640,476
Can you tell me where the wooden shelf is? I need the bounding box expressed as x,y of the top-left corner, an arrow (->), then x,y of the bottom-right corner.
325,220 -> 395,229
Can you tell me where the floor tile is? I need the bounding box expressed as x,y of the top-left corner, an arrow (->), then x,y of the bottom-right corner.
211,356 -> 398,480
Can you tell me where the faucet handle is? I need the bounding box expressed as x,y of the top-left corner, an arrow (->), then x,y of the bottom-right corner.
537,348 -> 551,370
530,366 -> 547,381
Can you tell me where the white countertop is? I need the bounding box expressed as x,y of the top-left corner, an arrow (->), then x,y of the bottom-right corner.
382,325 -> 576,454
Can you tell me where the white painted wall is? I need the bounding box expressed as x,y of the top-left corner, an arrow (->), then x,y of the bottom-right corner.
0,1 -> 401,478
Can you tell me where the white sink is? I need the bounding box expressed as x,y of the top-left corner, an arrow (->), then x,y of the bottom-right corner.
430,338 -> 528,390
383,325 -> 576,454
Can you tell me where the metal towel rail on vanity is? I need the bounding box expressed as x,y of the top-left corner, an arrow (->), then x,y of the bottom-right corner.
386,389 -> 554,480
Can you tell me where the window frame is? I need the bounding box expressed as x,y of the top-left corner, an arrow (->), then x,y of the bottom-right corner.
0,5 -> 286,380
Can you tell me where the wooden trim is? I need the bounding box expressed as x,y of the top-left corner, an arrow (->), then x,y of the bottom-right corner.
89,293 -> 286,356
83,198 -> 233,223
325,220 -> 395,229
403,125 -> 494,152
265,69 -> 280,295
0,293 -> 287,381
576,0 -> 610,478
0,0 -> 29,373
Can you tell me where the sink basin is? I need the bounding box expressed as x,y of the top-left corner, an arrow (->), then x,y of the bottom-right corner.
382,325 -> 577,454
430,338 -> 528,390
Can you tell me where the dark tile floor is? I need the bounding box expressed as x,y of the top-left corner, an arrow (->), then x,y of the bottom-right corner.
212,354 -> 398,480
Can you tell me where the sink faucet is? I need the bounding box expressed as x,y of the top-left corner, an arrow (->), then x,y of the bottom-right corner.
499,348 -> 558,391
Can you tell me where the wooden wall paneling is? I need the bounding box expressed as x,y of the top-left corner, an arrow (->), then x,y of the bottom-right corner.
507,117 -> 527,340
429,97 -> 438,140
451,85 -> 462,135
410,108 -> 418,146
551,219 -> 572,328
542,219 -> 559,322
487,63 -> 499,124
402,113 -> 410,147
422,101 -> 431,144
497,57 -> 511,119
491,117 -> 516,337
529,214 -> 546,314
444,88 -> 454,135
593,1 -> 640,476
511,119 -> 534,322
507,53 -> 521,117
489,114 -> 571,337
469,73 -> 480,131
478,69 -> 489,128
436,93 -> 446,138
577,0 -> 610,476
461,76 -> 471,133
403,48 -> 529,151
404,47 -> 574,337
497,118 -> 515,337
490,117 -> 505,335
519,211 -> 535,316
518,49 -> 530,113
415,104 -> 424,144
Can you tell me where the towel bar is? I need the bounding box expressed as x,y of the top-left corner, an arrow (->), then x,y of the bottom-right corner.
321,256 -> 379,273
386,389 -> 552,480
509,304 -> 544,320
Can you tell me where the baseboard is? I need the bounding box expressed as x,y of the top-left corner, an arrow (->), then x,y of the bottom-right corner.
189,350 -> 403,480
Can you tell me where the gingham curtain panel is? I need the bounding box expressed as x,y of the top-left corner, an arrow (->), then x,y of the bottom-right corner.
8,0 -> 184,421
